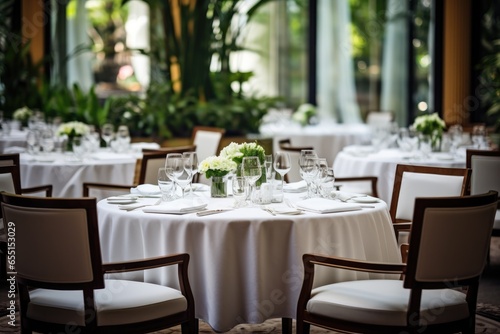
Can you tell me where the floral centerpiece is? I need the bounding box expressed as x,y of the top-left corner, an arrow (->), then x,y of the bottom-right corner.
198,155 -> 237,197
412,112 -> 446,151
56,121 -> 90,151
292,103 -> 317,126
13,106 -> 33,128
220,141 -> 266,185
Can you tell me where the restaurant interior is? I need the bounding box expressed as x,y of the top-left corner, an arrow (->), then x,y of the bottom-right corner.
0,0 -> 499,333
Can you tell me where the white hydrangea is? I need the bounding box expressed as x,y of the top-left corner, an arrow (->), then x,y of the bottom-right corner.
56,121 -> 90,137
198,156 -> 237,178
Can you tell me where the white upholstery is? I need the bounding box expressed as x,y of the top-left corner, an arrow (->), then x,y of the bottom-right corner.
395,172 -> 464,221
194,130 -> 223,185
143,156 -> 166,184
0,173 -> 16,193
416,206 -> 495,281
3,205 -> 94,283
470,156 -> 500,195
307,280 -> 468,326
366,111 -> 393,126
27,279 -> 187,326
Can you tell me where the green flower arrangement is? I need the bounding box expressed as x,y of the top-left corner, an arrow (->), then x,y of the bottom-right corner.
219,141 -> 266,165
56,121 -> 90,138
412,113 -> 446,150
292,103 -> 317,126
13,106 -> 33,127
198,156 -> 237,179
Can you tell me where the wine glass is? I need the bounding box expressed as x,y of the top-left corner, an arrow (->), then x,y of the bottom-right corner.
232,176 -> 248,208
273,151 -> 291,188
264,154 -> 273,180
299,150 -> 319,198
26,130 -> 40,155
311,158 -> 329,197
183,151 -> 198,196
158,167 -> 174,202
101,123 -> 114,149
241,156 -> 262,203
165,153 -> 184,198
40,128 -> 55,155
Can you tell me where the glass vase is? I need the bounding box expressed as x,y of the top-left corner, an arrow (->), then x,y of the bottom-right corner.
211,176 -> 227,198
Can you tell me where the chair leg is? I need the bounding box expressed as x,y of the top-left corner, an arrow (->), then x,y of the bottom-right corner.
281,317 -> 292,334
181,318 -> 199,334
296,319 -> 310,334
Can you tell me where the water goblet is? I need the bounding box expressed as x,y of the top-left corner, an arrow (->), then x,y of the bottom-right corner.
101,123 -> 114,149
264,154 -> 273,180
311,158 -> 329,197
40,128 -> 55,155
232,176 -> 248,208
299,150 -> 318,198
165,153 -> 183,198
183,151 -> 198,196
241,156 -> 262,203
273,151 -> 291,196
157,167 -> 174,202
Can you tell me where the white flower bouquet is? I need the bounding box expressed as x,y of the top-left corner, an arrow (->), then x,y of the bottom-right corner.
220,141 -> 266,165
56,121 -> 90,138
198,156 -> 237,179
412,113 -> 446,150
292,103 -> 317,126
13,106 -> 33,126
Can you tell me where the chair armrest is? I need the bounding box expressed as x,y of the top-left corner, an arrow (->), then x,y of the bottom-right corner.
102,253 -> 189,273
83,182 -> 135,197
21,185 -> 53,197
297,253 -> 406,313
102,253 -> 194,304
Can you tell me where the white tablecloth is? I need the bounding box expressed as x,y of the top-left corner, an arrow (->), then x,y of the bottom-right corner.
19,151 -> 138,198
0,129 -> 27,153
97,191 -> 401,331
260,122 -> 372,165
333,147 -> 466,205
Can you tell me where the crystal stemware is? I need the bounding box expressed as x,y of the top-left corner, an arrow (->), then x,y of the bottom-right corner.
165,153 -> 183,198
241,156 -> 262,203
157,167 -> 174,202
232,176 -> 248,207
183,151 -> 198,196
101,123 -> 114,150
299,150 -> 319,198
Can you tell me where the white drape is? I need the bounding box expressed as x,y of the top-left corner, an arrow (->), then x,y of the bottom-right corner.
317,0 -> 362,124
380,0 -> 408,126
125,0 -> 150,90
66,0 -> 93,91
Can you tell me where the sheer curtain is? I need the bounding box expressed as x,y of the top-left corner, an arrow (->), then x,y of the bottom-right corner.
66,0 -> 93,91
380,0 -> 408,126
125,0 -> 150,90
316,0 -> 362,124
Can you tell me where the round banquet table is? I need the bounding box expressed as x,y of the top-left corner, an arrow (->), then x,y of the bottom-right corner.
19,150 -> 138,198
333,147 -> 466,205
0,129 -> 28,153
97,191 -> 401,332
260,122 -> 372,165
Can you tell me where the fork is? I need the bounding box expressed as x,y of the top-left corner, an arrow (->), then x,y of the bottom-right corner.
261,206 -> 276,216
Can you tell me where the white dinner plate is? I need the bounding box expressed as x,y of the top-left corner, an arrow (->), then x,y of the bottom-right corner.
351,196 -> 379,204
107,197 -> 138,205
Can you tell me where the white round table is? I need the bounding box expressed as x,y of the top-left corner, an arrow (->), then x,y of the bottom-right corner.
97,191 -> 401,332
0,129 -> 28,153
260,122 -> 372,165
333,147 -> 466,205
19,150 -> 138,198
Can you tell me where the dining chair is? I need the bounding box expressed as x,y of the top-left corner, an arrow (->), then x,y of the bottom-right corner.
466,149 -> 500,264
296,190 -> 498,334
191,126 -> 226,184
0,192 -> 198,334
0,153 -> 53,196
83,145 -> 196,200
390,164 -> 471,244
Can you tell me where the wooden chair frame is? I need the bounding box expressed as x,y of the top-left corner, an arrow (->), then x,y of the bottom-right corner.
0,153 -> 52,196
296,191 -> 498,334
389,164 -> 471,237
0,193 -> 197,334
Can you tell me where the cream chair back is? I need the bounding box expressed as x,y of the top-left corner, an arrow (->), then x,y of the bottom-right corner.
395,172 -> 465,221
470,155 -> 500,195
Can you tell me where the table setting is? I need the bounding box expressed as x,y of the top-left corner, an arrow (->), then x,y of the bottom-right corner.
97,163 -> 398,332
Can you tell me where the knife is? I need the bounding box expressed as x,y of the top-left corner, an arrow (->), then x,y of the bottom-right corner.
196,209 -> 232,216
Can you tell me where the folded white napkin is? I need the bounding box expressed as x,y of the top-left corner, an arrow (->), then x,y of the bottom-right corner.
296,198 -> 361,214
283,181 -> 307,193
142,198 -> 208,214
131,142 -> 161,150
343,145 -> 375,156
